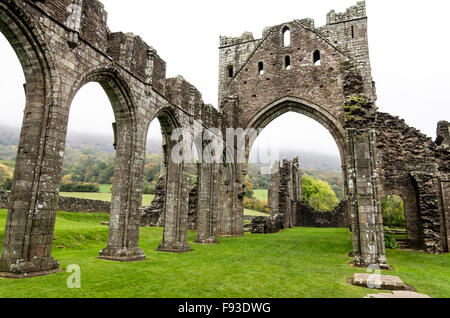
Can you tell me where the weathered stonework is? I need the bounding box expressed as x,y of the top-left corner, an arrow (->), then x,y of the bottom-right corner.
268,158 -> 301,228
296,201 -> 349,228
0,0 -> 448,277
267,160 -> 348,228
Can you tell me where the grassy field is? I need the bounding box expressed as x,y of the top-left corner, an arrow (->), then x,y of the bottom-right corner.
253,189 -> 268,202
0,209 -> 449,298
60,192 -> 156,207
61,191 -> 263,216
244,209 -> 269,216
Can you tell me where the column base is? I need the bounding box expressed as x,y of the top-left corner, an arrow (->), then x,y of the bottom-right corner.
0,256 -> 61,279
217,233 -> 245,238
98,246 -> 146,262
157,242 -> 192,253
353,253 -> 390,270
194,237 -> 218,244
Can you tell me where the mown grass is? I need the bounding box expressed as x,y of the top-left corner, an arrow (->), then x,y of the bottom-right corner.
61,192 -> 262,216
99,184 -> 112,193
0,209 -> 448,298
253,189 -> 268,202
59,192 -> 155,206
244,209 -> 269,217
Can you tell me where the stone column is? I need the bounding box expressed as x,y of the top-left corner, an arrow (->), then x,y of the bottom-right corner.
217,164 -> 244,237
0,76 -> 62,278
99,121 -> 145,262
195,163 -> 220,244
157,156 -> 191,253
346,128 -> 388,269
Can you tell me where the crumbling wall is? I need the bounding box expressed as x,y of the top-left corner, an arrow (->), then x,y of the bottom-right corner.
376,112 -> 449,253
268,158 -> 301,229
140,177 -> 166,227
296,201 -> 349,228
188,184 -> 198,231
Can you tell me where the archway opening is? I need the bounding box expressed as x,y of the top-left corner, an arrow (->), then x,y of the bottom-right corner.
382,194 -> 407,249
0,32 -> 25,192
247,109 -> 345,228
141,109 -> 200,230
60,82 -> 117,203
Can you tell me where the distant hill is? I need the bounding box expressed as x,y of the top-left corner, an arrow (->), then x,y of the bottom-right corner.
0,125 -> 340,170
249,148 -> 341,171
0,125 -> 162,154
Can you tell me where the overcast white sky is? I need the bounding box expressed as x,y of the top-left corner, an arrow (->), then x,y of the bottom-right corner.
0,0 -> 449,158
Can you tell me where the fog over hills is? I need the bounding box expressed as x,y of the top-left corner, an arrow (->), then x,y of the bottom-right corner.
0,125 -> 341,171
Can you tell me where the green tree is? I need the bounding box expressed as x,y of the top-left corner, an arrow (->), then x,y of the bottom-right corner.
302,174 -> 339,211
382,195 -> 405,228
0,163 -> 13,190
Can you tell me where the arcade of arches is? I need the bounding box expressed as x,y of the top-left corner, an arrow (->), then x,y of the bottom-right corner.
0,0 -> 449,278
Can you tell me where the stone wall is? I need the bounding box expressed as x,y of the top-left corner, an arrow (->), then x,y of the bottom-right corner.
141,176 -> 165,227
375,112 -> 450,253
267,158 -> 348,229
0,191 -> 111,213
268,158 -> 302,228
296,201 -> 349,228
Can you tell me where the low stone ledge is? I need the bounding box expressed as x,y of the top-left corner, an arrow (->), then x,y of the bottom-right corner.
352,273 -> 407,291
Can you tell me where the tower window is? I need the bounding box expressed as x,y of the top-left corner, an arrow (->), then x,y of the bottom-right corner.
258,62 -> 264,75
285,56 -> 291,70
313,50 -> 321,66
351,25 -> 354,39
282,26 -> 291,47
228,66 -> 234,78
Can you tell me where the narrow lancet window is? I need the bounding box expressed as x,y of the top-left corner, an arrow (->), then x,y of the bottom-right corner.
228,66 -> 234,78
282,26 -> 291,47
258,62 -> 264,75
313,50 -> 321,66
285,56 -> 291,70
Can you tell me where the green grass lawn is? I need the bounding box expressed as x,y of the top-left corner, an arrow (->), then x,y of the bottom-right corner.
244,209 -> 269,217
0,209 -> 449,298
253,189 -> 268,202
99,184 -> 112,193
60,192 -> 261,216
60,192 -> 155,207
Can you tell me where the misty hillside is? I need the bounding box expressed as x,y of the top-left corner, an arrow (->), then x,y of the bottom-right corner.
0,125 -> 162,154
0,125 -> 341,171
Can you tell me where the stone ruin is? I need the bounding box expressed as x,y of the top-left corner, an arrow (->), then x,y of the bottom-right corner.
0,0 -> 448,277
252,158 -> 348,234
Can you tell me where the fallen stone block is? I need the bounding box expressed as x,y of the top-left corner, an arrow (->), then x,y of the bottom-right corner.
353,273 -> 406,290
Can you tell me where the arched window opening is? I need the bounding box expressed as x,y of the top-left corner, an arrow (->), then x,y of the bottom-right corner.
282,26 -> 291,47
248,111 -> 342,218
382,195 -> 407,249
228,65 -> 234,78
285,56 -> 291,70
144,118 -> 164,204
258,62 -> 264,75
313,50 -> 321,66
61,82 -> 116,195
